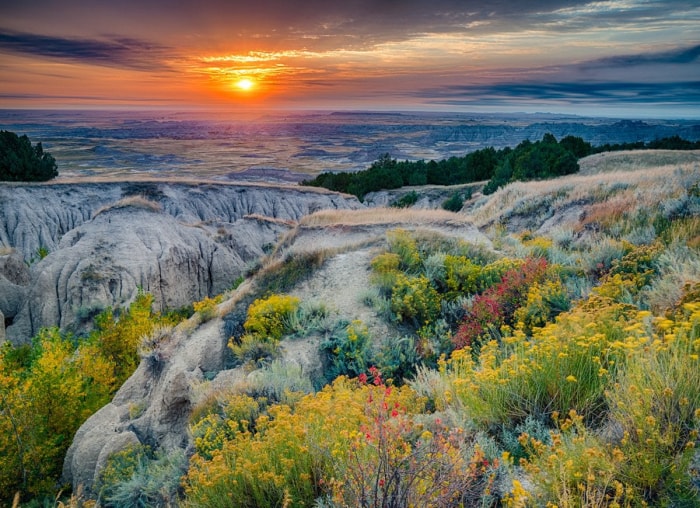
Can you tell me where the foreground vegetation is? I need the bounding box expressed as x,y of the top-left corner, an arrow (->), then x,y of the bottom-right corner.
1,155 -> 699,506
0,292 -> 186,505
302,134 -> 700,200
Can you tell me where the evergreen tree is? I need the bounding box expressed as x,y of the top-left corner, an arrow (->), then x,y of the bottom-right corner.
0,131 -> 58,182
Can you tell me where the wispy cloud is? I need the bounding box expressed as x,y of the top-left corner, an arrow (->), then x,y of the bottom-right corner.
416,44 -> 700,107
0,30 -> 170,70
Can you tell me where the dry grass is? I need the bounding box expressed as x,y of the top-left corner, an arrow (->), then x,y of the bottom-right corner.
92,195 -> 162,217
579,149 -> 700,175
243,214 -> 297,227
470,163 -> 699,228
300,207 -> 473,227
0,246 -> 15,256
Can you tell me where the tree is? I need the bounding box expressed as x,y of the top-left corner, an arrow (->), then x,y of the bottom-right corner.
0,130 -> 58,182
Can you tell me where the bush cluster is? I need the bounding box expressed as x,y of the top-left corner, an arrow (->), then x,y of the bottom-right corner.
0,130 -> 58,182
0,291 -> 183,504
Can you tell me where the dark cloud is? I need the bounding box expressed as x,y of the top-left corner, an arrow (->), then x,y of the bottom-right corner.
5,0 -> 690,49
582,44 -> 700,69
417,44 -> 700,107
421,81 -> 700,105
0,30 -> 170,70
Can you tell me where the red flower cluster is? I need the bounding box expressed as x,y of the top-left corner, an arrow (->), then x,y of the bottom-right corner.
453,257 -> 548,349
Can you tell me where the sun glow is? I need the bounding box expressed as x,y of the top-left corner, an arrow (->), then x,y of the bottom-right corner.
235,78 -> 255,91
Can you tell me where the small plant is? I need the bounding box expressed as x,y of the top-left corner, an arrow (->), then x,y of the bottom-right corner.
98,445 -> 187,508
228,333 -> 281,368
244,294 -> 300,340
320,320 -> 373,381
193,295 -> 223,322
442,191 -> 465,212
390,190 -> 420,208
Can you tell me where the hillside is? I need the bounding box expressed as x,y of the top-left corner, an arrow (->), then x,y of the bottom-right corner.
1,152 -> 699,506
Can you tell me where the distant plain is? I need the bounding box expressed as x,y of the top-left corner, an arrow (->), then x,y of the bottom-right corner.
1,109 -> 699,182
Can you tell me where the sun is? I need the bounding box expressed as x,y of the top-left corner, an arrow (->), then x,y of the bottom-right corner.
235,78 -> 255,91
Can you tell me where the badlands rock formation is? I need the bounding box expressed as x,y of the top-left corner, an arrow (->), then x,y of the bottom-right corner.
0,181 -> 361,342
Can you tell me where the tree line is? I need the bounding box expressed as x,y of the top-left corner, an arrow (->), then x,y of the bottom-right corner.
302,134 -> 700,200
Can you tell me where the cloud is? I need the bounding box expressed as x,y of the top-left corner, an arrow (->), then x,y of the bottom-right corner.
582,44 -> 700,69
0,30 -> 170,70
416,44 -> 700,106
422,82 -> 700,105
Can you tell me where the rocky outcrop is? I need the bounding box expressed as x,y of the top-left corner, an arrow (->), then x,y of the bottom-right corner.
0,182 -> 359,262
63,307 -> 236,496
0,181 -> 362,343
0,250 -> 30,332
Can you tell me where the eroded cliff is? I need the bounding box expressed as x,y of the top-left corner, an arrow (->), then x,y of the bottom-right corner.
0,181 -> 361,342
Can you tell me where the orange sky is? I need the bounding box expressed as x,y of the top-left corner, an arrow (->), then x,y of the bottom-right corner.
0,1 -> 699,116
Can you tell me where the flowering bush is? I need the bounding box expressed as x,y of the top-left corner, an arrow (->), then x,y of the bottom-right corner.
183,375 -> 424,508
390,274 -> 441,327
244,294 -> 300,340
321,320 -> 373,380
453,257 -> 550,350
193,294 -> 223,322
335,368 -> 496,507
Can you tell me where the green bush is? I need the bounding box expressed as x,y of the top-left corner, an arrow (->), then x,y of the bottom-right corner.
98,445 -> 187,508
0,130 -> 58,182
228,333 -> 281,367
320,320 -> 373,381
390,190 -> 420,208
441,191 -> 465,212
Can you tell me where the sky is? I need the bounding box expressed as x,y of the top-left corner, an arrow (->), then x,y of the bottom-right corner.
0,0 -> 699,117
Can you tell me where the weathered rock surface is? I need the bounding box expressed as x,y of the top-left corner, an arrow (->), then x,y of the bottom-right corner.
62,310 -> 234,496
0,181 -> 359,262
364,182 -> 481,210
0,181 -> 361,343
0,250 -> 30,330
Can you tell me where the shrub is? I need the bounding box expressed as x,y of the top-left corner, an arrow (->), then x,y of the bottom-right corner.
453,257 -> 549,350
282,300 -> 333,338
244,294 -> 300,340
513,280 -> 571,335
183,377 -> 424,508
441,191 -> 465,212
192,295 -> 223,322
0,130 -> 58,182
390,274 -> 441,327
228,333 -> 281,368
91,291 -> 181,386
245,360 -> 314,404
445,294 -> 639,427
190,394 -> 265,460
605,302 -> 700,503
386,229 -> 422,273
374,335 -> 422,384
519,411 -> 628,507
320,320 -> 373,381
390,190 -> 419,208
98,445 -> 187,508
335,370 -> 495,507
